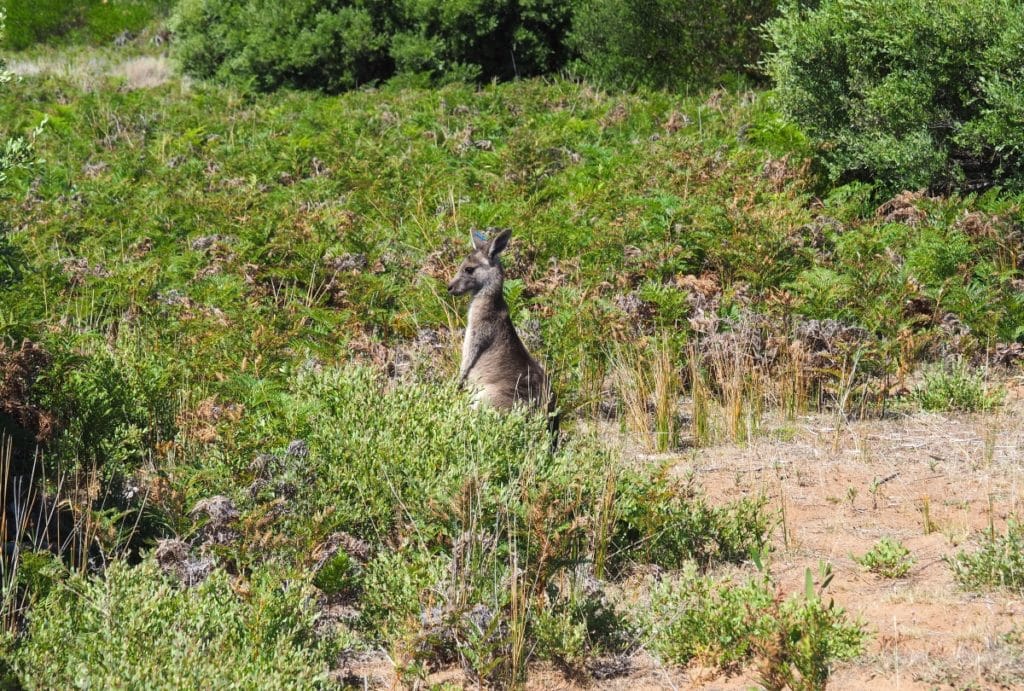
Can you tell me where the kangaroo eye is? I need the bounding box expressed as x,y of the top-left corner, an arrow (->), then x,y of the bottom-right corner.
465,266 -> 475,275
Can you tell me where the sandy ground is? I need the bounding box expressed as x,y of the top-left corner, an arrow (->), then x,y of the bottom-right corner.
683,399 -> 1024,690
345,386 -> 1024,689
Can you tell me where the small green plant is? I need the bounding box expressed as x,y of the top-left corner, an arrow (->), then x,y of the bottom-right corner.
312,551 -> 360,597
530,579 -> 633,671
913,362 -> 1004,413
1,9 -> 44,191
950,520 -> 1024,594
645,564 -> 776,668
855,537 -> 915,579
758,565 -> 866,691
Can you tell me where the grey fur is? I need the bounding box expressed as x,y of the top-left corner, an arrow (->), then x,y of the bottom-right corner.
448,228 -> 557,425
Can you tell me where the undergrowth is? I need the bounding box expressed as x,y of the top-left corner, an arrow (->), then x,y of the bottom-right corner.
644,562 -> 865,688
951,520 -> 1024,594
1,16 -> 1022,686
913,361 -> 1005,413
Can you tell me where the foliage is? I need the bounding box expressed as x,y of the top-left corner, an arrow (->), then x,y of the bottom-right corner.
6,69 -> 1021,423
645,564 -> 776,667
389,0 -> 573,85
760,582 -> 866,691
171,0 -> 395,93
5,20 -> 1024,682
171,0 -> 572,92
765,0 -> 1024,193
210,366 -> 770,668
610,467 -> 771,571
1,11 -> 44,289
0,9 -> 41,191
913,361 -> 1005,413
950,520 -> 1024,594
531,584 -> 634,669
568,0 -> 779,91
7,560 -> 333,688
645,562 -> 865,682
36,338 -> 178,475
1,0 -> 172,50
855,537 -> 914,579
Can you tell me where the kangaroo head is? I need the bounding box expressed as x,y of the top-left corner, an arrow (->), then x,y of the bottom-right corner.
447,227 -> 511,296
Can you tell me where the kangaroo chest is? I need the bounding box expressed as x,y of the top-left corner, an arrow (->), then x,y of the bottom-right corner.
462,301 -> 477,372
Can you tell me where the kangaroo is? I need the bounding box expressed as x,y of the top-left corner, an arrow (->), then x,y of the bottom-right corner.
447,227 -> 558,432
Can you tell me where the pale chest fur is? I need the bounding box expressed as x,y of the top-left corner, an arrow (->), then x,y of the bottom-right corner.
461,301 -> 476,375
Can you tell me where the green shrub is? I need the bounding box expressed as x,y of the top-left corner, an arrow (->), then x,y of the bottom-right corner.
762,588 -> 866,691
913,361 -> 1004,413
253,366 -> 770,576
531,582 -> 634,669
765,0 -> 1024,193
568,0 -> 780,90
190,366 -> 769,677
645,564 -> 776,667
171,0 -> 396,92
855,538 -> 914,578
389,0 -> 573,84
644,563 -> 865,679
171,0 -> 572,92
610,468 -> 771,572
7,560 -> 333,688
950,520 -> 1024,594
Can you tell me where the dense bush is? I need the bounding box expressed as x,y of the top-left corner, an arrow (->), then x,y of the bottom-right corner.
172,0 -> 781,92
389,0 -> 573,84
180,366 -> 770,677
171,0 -> 395,92
7,560 -> 333,688
568,0 -> 780,90
172,0 -> 573,92
38,340 -> 177,475
765,0 -> 1024,193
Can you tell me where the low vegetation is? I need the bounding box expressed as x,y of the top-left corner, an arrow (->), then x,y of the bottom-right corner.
645,563 -> 864,688
855,537 -> 915,579
1,0 -> 171,50
951,521 -> 1024,595
1,0 -> 1022,686
914,361 -> 1006,413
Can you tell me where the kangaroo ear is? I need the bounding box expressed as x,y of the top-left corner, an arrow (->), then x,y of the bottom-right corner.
487,228 -> 512,259
470,229 -> 488,251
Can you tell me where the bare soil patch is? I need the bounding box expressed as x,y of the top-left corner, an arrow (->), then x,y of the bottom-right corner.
675,390 -> 1024,689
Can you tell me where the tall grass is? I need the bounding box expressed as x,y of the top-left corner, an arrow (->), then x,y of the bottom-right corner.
610,336 -> 679,452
